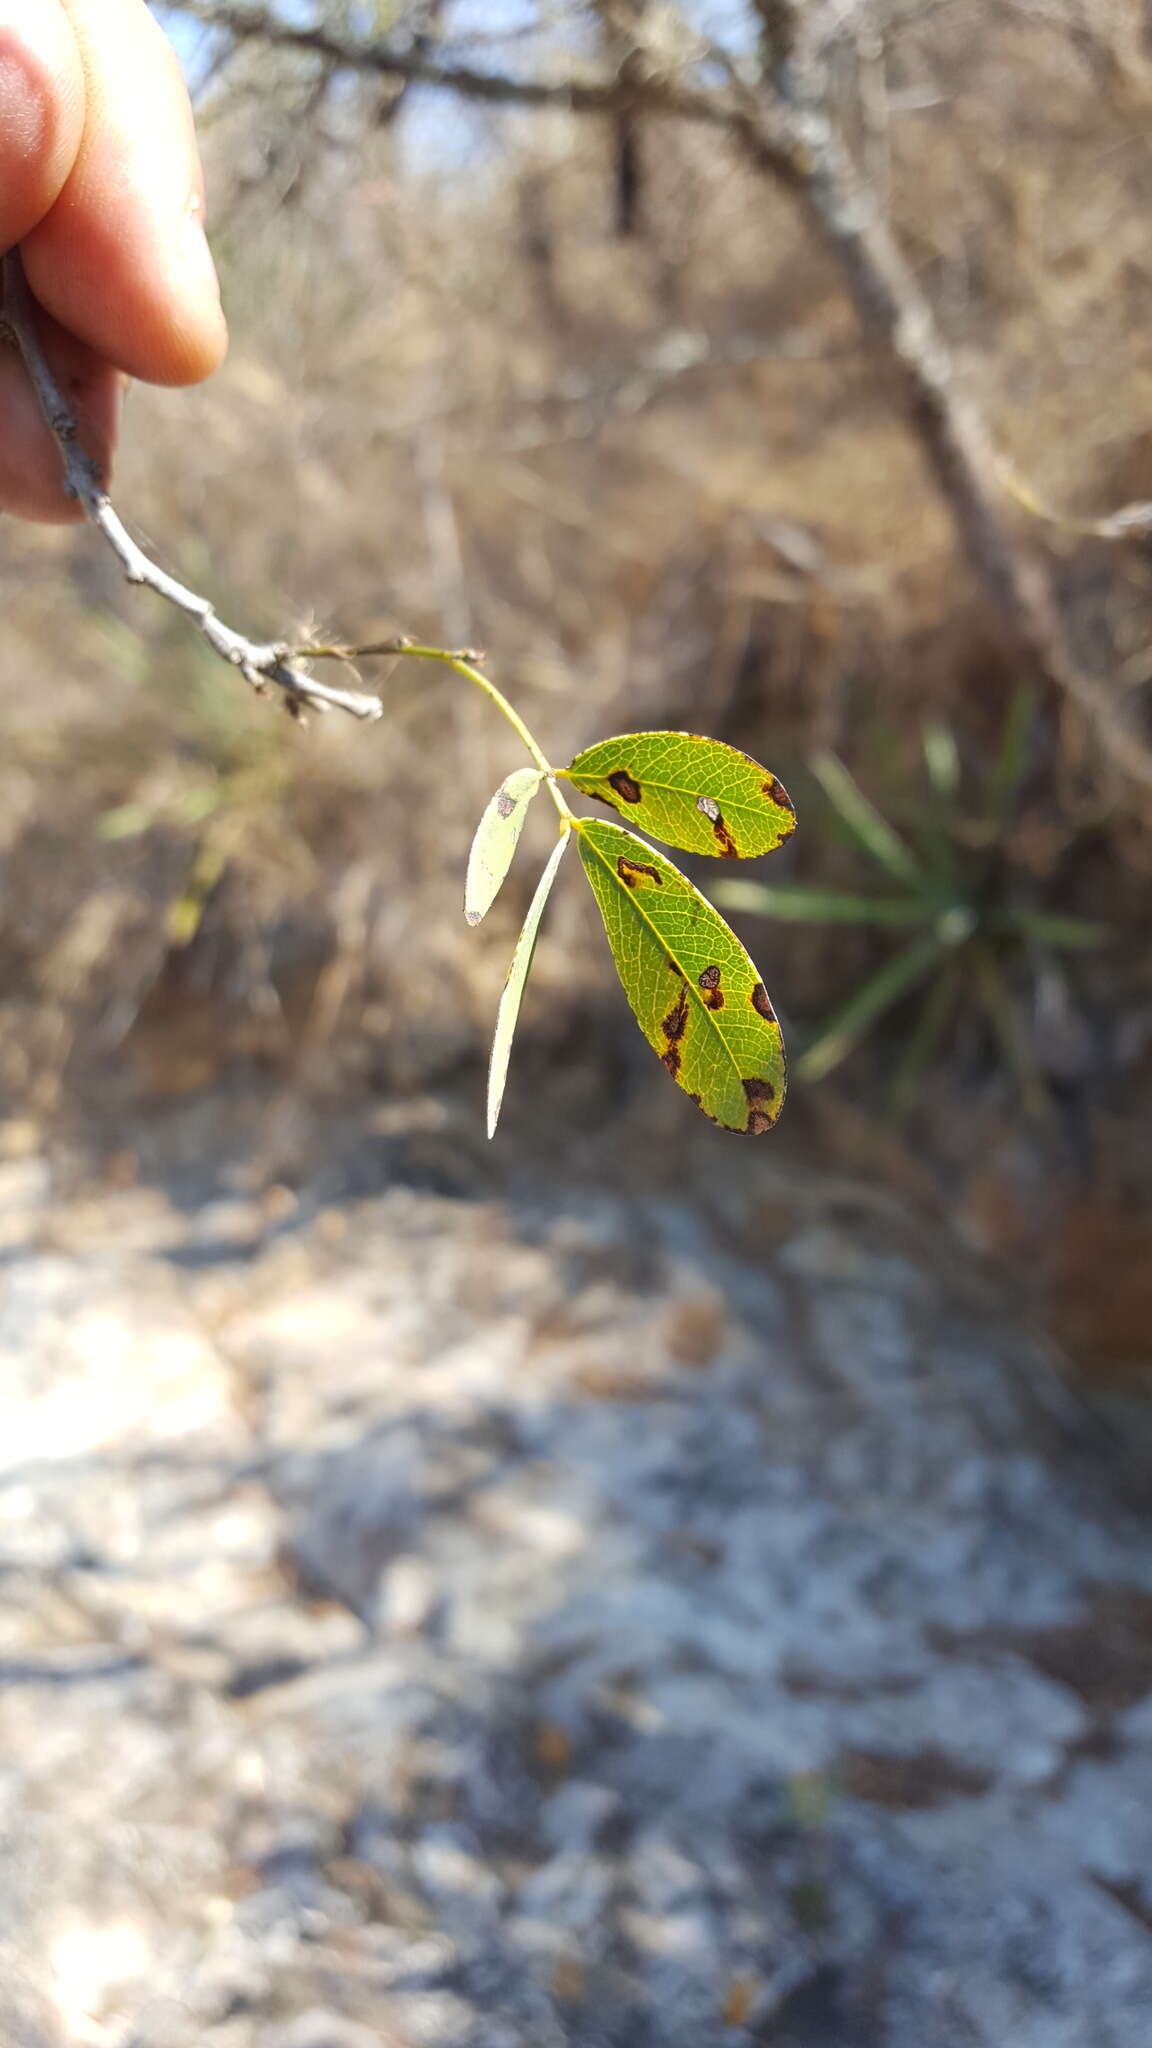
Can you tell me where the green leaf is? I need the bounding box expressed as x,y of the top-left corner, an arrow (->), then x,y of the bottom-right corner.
715,879 -> 926,927
96,802 -> 155,842
810,752 -> 923,885
486,831 -> 569,1139
576,817 -> 786,1132
166,842 -> 228,948
887,961 -> 960,1120
922,720 -> 960,801
796,932 -> 945,1083
565,731 -> 795,859
465,767 -> 543,926
999,909 -> 1107,950
986,682 -> 1039,833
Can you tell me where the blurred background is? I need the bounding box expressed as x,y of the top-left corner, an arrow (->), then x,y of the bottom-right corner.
5,3 -> 1152,2043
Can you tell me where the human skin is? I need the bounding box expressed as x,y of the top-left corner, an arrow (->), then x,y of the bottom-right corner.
0,0 -> 227,522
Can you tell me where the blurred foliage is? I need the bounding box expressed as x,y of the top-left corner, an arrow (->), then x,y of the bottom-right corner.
718,691 -> 1107,1113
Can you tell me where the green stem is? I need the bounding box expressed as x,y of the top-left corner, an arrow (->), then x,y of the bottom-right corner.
300,637 -> 573,822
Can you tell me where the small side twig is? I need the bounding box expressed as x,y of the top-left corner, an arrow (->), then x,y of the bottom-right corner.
997,455 -> 1152,542
0,249 -> 382,723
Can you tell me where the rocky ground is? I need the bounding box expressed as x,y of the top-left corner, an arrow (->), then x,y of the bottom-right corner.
3,1098 -> 1152,2048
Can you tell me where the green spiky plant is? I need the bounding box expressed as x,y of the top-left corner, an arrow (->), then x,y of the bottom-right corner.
715,689 -> 1105,1115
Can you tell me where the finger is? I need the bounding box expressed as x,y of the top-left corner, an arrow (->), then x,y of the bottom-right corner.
0,311 -> 120,523
0,0 -> 85,250
21,0 -> 227,387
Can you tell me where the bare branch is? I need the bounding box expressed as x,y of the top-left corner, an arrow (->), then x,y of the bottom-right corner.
0,251 -> 382,724
167,0 -> 729,124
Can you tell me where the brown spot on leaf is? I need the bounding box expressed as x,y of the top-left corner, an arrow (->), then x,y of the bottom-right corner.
660,985 -> 690,1080
762,774 -> 793,812
496,788 -> 517,819
667,958 -> 686,979
617,856 -> 662,888
750,982 -> 777,1021
661,987 -> 689,1045
607,769 -> 642,804
743,1076 -> 777,1105
709,811 -> 740,858
698,964 -> 724,1010
743,1075 -> 778,1134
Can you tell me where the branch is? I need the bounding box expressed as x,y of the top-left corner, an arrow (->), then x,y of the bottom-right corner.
717,94 -> 1152,800
998,457 -> 1152,542
0,251 -> 382,723
167,0 -> 730,123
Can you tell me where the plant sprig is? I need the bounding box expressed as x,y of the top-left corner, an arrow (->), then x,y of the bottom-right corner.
2,246 -> 795,1135
351,647 -> 797,1137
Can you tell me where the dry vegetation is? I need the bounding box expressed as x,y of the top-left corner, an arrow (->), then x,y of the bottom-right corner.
4,0 -> 1152,1363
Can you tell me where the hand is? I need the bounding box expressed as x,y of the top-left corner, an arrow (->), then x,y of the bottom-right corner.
0,0 -> 227,522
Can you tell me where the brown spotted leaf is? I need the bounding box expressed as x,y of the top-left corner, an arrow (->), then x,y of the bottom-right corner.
565,731 -> 795,859
465,767 -> 544,926
576,817 -> 786,1132
486,831 -> 570,1139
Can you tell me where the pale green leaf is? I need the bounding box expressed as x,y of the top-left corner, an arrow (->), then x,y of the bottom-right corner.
486,831 -> 570,1139
576,817 -> 786,1132
465,767 -> 543,926
565,731 -> 795,859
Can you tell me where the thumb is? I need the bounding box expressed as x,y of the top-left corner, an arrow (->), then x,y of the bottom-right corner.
0,0 -> 86,250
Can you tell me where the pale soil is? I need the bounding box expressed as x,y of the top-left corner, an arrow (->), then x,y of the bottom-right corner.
2,1104 -> 1152,2048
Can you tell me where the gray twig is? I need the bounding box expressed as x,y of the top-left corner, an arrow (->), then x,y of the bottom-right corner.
0,249 -> 382,723
171,0 -> 731,124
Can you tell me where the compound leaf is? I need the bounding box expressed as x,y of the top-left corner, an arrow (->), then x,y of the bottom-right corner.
465,767 -> 543,926
486,831 -> 569,1139
576,817 -> 786,1132
565,731 -> 794,859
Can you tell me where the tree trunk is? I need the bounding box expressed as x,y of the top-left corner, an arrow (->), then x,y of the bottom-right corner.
736,102 -> 1152,792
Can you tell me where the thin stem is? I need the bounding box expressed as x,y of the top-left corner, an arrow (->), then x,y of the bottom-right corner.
298,637 -> 575,819
0,248 -> 382,723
